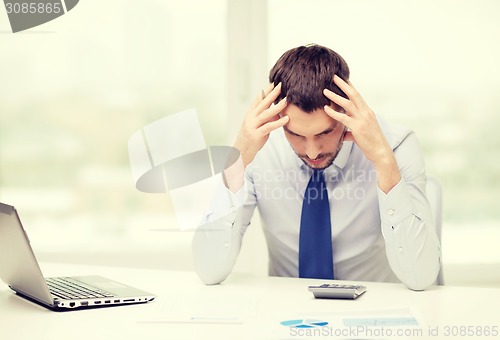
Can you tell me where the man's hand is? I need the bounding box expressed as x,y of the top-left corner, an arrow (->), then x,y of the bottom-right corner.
323,75 -> 401,193
234,82 -> 288,167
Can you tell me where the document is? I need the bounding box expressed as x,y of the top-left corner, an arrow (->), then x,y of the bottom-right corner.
255,308 -> 421,340
137,292 -> 259,324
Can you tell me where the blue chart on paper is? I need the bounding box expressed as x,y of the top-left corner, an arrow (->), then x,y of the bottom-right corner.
280,319 -> 329,328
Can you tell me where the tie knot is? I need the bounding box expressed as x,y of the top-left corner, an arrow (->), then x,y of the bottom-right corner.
312,170 -> 324,182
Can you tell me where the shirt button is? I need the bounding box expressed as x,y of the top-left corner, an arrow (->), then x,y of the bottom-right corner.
224,242 -> 229,248
398,247 -> 404,253
388,209 -> 395,216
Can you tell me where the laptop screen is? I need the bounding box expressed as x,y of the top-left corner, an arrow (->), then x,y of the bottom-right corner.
0,203 -> 55,306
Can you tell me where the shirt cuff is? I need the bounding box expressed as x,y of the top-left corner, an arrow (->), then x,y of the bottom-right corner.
377,178 -> 416,227
204,176 -> 247,222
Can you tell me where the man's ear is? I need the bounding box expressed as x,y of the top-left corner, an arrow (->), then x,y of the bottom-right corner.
343,130 -> 354,142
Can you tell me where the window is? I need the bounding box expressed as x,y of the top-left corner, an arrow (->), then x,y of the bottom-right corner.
0,0 -> 227,260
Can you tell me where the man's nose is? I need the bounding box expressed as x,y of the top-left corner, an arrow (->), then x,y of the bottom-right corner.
305,140 -> 321,159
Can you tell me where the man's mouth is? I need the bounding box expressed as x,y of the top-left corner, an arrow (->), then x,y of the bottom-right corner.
304,156 -> 326,166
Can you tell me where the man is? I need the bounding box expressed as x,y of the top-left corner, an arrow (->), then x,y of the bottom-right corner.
192,44 -> 441,290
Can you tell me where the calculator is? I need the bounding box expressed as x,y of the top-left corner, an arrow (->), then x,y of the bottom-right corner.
308,283 -> 367,300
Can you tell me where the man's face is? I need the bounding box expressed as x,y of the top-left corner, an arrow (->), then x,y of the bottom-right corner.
281,104 -> 345,170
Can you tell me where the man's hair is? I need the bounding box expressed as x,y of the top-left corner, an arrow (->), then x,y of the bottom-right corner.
269,44 -> 350,112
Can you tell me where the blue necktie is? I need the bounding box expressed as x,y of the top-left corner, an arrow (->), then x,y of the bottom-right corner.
299,170 -> 334,279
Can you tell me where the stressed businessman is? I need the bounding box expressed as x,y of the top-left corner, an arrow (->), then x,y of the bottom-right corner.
192,44 -> 441,290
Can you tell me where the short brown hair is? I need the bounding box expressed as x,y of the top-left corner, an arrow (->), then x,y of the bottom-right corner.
269,44 -> 350,112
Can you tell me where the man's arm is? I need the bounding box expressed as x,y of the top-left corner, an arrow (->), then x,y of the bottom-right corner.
219,82 -> 288,193
191,179 -> 254,285
377,132 -> 441,290
323,76 -> 441,290
323,75 -> 401,193
192,83 -> 288,284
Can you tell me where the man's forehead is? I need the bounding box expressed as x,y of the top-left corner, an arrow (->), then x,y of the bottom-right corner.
282,105 -> 340,136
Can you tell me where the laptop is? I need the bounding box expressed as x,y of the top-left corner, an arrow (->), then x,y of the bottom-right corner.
0,202 -> 156,310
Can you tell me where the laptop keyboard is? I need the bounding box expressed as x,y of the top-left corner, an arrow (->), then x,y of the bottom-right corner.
46,277 -> 115,300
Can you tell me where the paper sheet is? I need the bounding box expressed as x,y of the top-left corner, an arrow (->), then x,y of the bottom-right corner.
138,293 -> 259,324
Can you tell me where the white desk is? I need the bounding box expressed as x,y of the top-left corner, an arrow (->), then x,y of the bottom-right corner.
1,263 -> 499,340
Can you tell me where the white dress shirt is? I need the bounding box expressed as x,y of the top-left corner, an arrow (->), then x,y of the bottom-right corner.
192,116 -> 441,290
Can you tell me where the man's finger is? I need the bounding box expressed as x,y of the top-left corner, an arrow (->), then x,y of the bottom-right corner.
324,105 -> 352,128
333,75 -> 368,109
255,82 -> 282,114
262,82 -> 275,98
251,82 -> 275,108
323,88 -> 355,114
258,115 -> 289,136
258,97 -> 287,124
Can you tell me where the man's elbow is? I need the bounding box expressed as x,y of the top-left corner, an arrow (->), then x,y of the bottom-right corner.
402,262 -> 441,291
403,276 -> 435,291
193,260 -> 231,285
195,270 -> 225,286
191,236 -> 235,285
